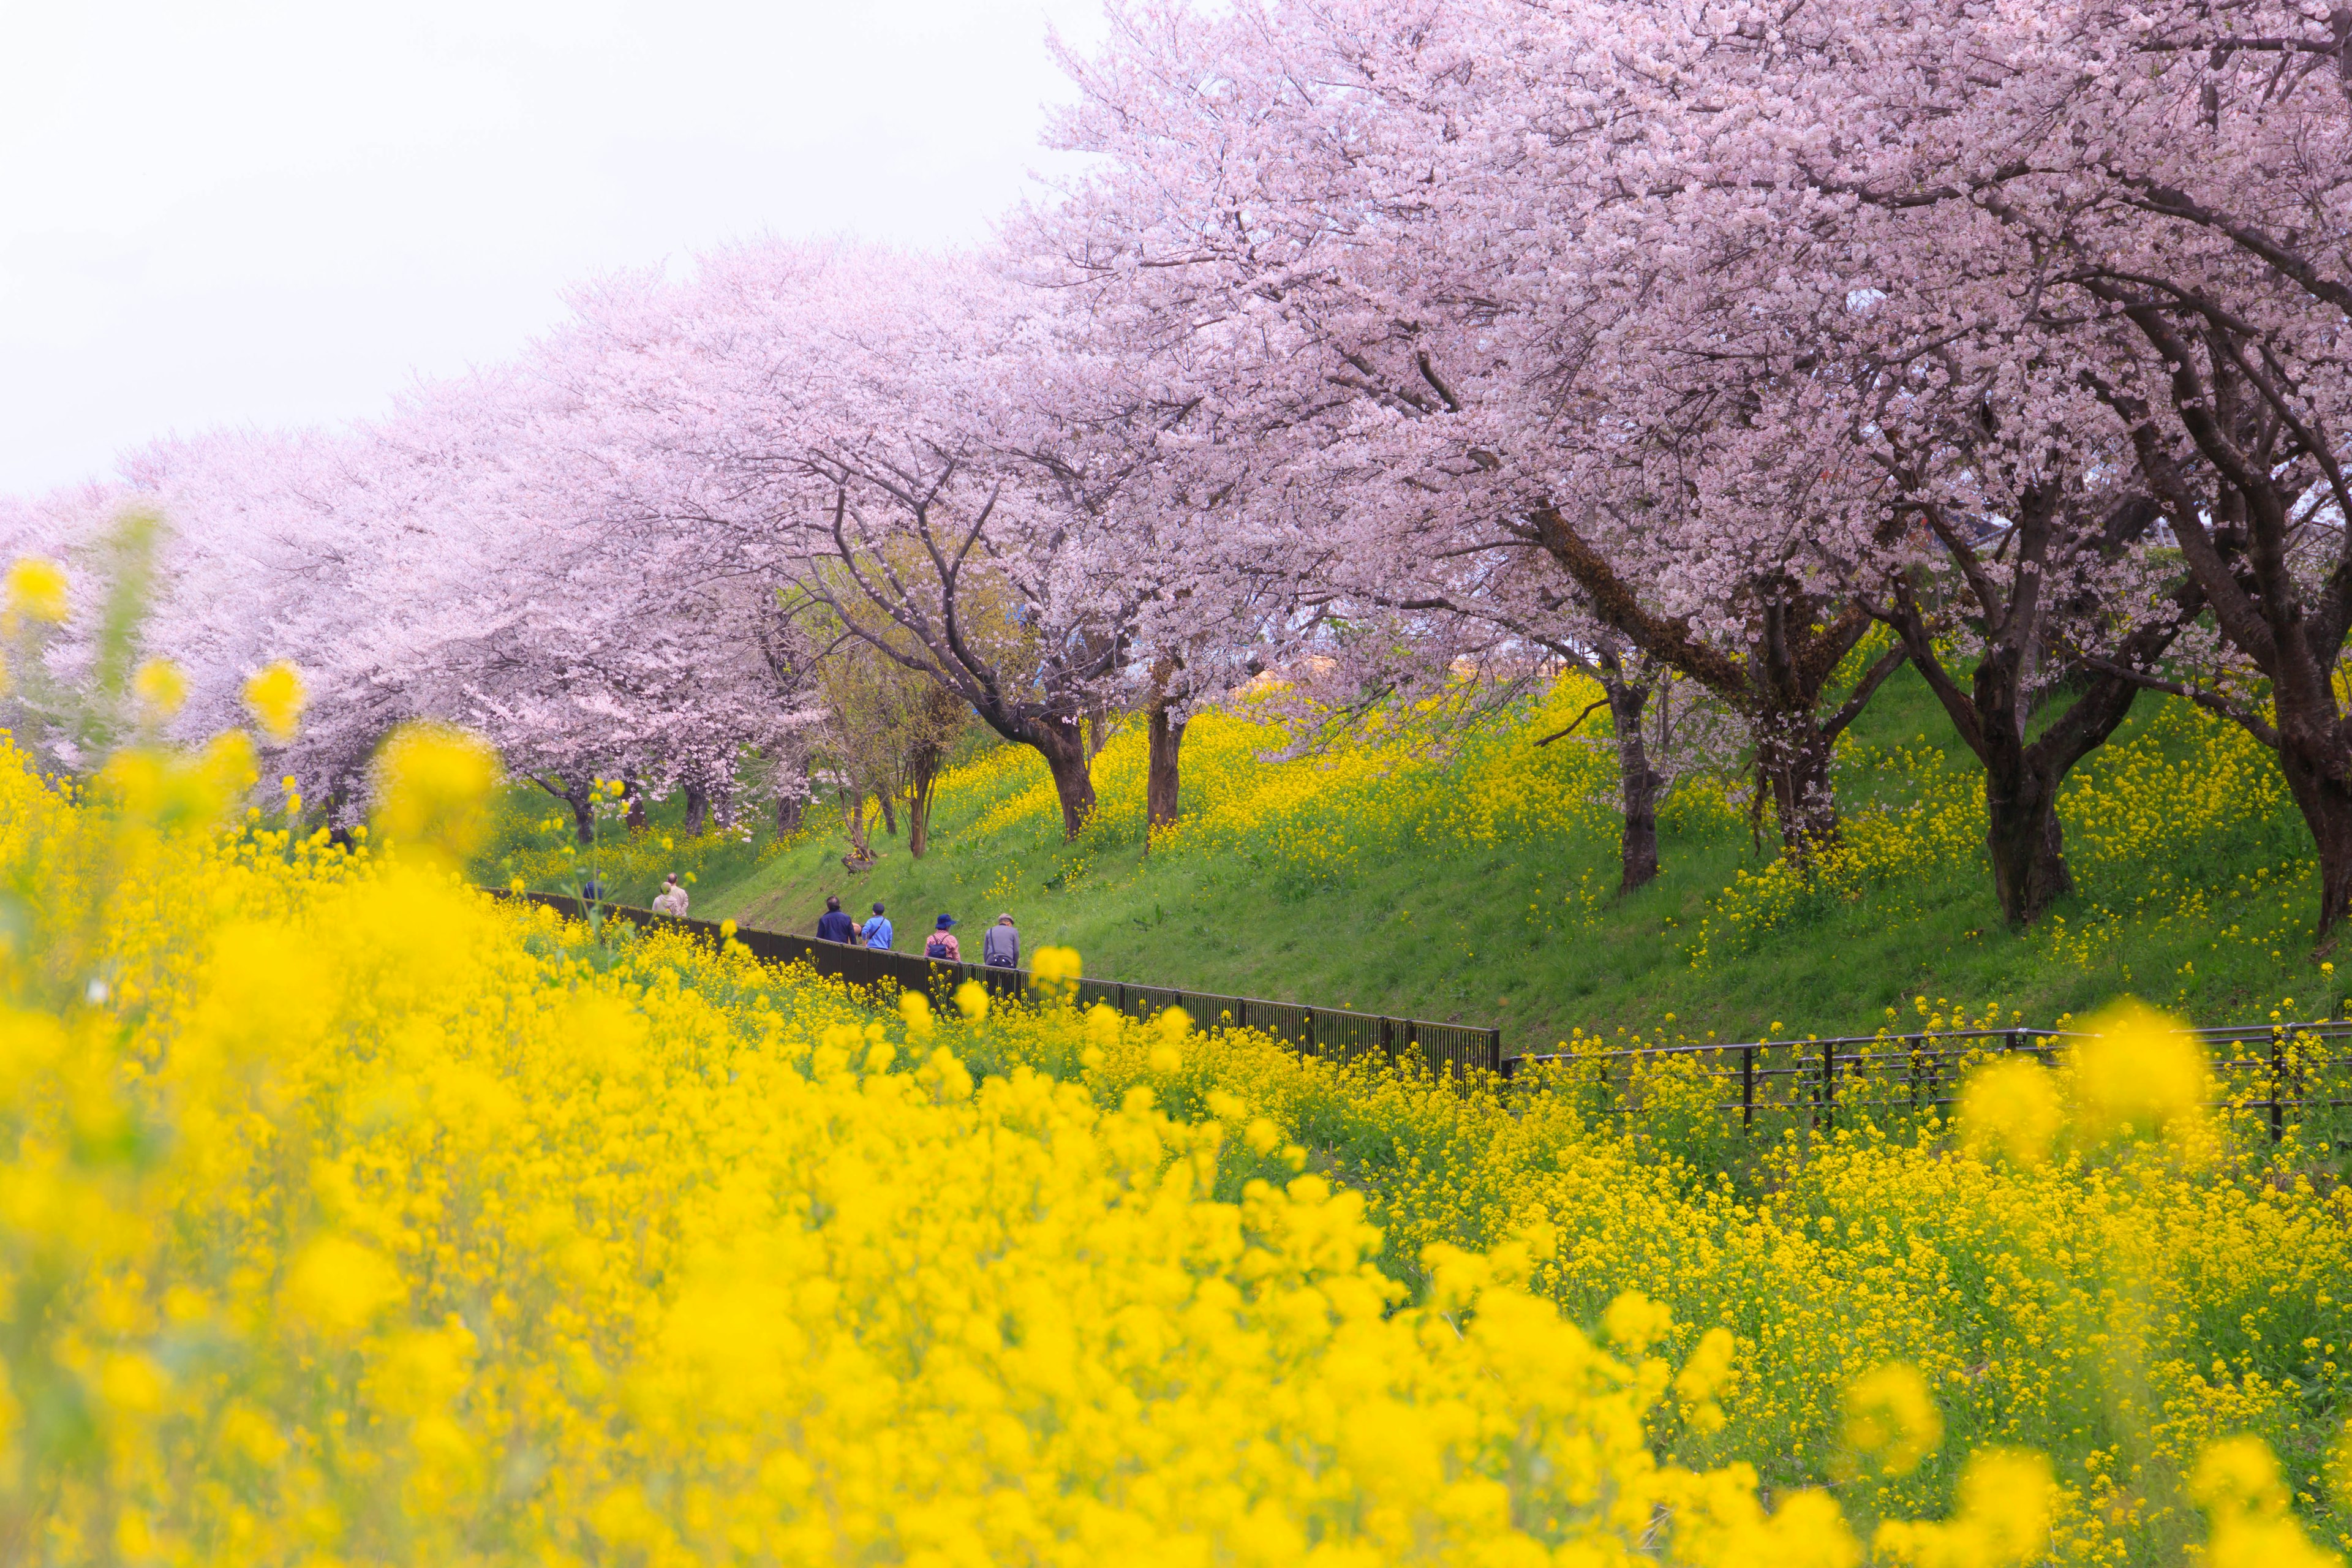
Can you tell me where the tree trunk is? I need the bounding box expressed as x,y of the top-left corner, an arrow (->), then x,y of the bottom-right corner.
1884,566 -> 2176,927
536,777 -> 597,845
1037,728 -> 1097,840
1983,755 -> 2072,926
682,782 -> 709,838
1526,505 -> 1893,866
1754,710 -> 1839,858
878,788 -> 899,838
775,791 -> 804,835
1605,677 -> 1660,894
623,774 -> 648,832
1146,701 -> 1185,841
905,745 -> 943,859
2245,617 -> 2352,935
841,788 -> 873,865
1962,647 -> 2081,929
2277,714 -> 2352,937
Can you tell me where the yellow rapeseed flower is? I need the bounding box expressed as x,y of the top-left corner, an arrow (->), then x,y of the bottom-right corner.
1846,1362 -> 1942,1476
1603,1289 -> 1673,1354
282,1234 -> 405,1339
4,554 -> 69,624
374,722 -> 500,857
954,979 -> 989,1020
2071,1000 -> 2207,1140
132,657 -> 189,720
1959,1057 -> 2064,1167
897,990 -> 935,1036
2191,1435 -> 2339,1568
1874,1447 -> 2051,1566
241,659 -> 307,742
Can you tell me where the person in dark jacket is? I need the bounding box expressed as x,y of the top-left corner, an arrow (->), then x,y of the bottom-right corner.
982,913 -> 1019,968
815,895 -> 856,943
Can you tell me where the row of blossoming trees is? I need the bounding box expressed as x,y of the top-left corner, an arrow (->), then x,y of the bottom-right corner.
8,0 -> 2352,933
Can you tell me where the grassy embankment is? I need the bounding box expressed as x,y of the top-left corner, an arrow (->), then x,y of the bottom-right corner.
477,662 -> 2328,1054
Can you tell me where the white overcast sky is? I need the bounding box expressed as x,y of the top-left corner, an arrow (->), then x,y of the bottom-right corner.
0,0 -> 1108,494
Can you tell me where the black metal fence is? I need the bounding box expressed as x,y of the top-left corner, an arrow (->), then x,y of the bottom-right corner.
487,889 -> 1504,1077
1503,1021 -> 2352,1143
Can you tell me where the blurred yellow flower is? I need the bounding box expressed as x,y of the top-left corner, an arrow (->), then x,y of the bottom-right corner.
899,990 -> 935,1038
1602,1289 -> 1673,1355
954,979 -> 989,1020
282,1234 -> 404,1339
4,554 -> 69,624
241,660 -> 307,742
1846,1361 -> 1942,1476
374,722 -> 500,858
1675,1325 -> 1736,1403
2072,1000 -> 2207,1139
1959,1057 -> 2064,1167
1874,1447 -> 2051,1566
132,657 -> 189,720
2192,1435 -> 2337,1568
2192,1434 -> 2286,1517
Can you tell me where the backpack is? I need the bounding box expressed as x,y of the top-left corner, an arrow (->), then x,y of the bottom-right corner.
926,933 -> 956,960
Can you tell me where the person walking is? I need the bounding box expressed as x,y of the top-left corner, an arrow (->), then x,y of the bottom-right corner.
816,895 -> 856,943
654,873 -> 689,917
982,913 -> 1019,968
860,902 -> 894,951
924,914 -> 960,962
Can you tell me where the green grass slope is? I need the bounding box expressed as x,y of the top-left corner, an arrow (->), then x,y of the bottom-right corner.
478,666 -> 2334,1055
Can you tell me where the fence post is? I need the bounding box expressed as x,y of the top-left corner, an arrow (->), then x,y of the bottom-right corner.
1303,1008 -> 1316,1056
1818,1039 -> 1836,1131
1742,1045 -> 1755,1131
1486,1027 -> 1502,1077
1234,997 -> 1248,1031
2272,1030 -> 2287,1144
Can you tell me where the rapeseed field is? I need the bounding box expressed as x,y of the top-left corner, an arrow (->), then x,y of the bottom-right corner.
6,718 -> 2351,1566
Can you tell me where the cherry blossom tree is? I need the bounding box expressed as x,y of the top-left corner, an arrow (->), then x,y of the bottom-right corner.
535,244 -> 1189,841
1596,0 -> 2352,931
1030,0 -> 1923,861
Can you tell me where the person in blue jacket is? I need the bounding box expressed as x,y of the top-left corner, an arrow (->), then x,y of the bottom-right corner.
860,902 -> 894,951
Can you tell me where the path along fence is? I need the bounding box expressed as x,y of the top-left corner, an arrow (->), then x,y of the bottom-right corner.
1501,1022 -> 2352,1144
486,889 -> 1504,1077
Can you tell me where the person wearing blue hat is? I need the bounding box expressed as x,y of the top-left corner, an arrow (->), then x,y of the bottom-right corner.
924,913 -> 961,962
